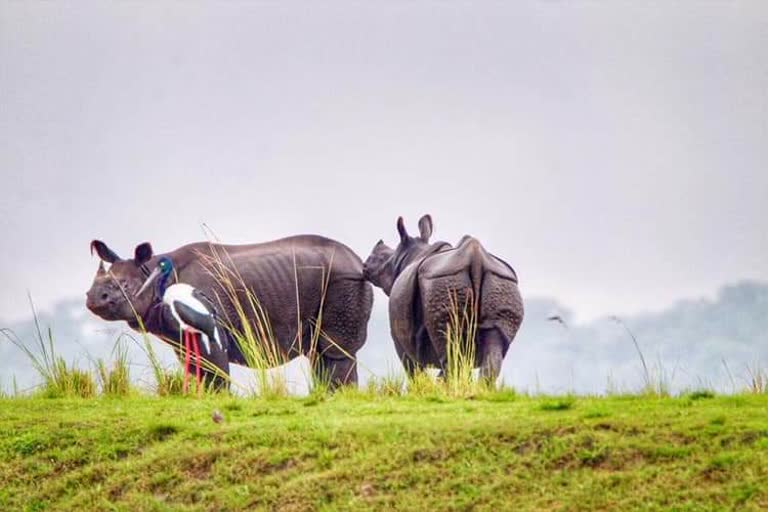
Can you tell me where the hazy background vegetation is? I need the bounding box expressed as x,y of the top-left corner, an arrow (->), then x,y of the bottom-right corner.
2,280 -> 765,395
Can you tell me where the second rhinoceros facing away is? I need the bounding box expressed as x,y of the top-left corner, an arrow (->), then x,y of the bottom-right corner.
363,215 -> 523,383
85,235 -> 373,390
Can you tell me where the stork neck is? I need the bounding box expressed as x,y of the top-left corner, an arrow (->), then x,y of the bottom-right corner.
156,270 -> 172,297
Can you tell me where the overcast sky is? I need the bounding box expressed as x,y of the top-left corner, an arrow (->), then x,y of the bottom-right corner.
1,2 -> 766,324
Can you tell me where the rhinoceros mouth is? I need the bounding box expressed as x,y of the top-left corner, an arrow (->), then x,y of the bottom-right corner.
85,299 -> 124,321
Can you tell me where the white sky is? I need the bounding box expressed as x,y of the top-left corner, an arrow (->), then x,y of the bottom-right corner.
1,2 -> 767,323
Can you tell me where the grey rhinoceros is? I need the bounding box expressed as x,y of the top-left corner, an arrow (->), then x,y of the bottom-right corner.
86,236 -> 373,389
363,215 -> 523,382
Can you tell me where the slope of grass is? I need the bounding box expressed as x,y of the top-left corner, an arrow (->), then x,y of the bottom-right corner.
1,393 -> 766,511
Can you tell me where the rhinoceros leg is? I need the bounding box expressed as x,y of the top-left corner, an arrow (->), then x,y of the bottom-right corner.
478,328 -> 507,386
312,354 -> 358,390
394,339 -> 423,377
309,278 -> 373,389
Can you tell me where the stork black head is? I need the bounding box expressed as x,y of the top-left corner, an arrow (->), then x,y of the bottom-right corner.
157,256 -> 174,275
137,256 -> 175,298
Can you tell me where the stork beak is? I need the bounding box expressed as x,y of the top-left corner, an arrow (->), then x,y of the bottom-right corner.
137,267 -> 161,296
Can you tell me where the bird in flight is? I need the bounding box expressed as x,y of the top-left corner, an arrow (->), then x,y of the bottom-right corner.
547,315 -> 568,329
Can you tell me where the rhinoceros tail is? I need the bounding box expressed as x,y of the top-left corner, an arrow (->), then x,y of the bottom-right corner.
459,236 -> 485,316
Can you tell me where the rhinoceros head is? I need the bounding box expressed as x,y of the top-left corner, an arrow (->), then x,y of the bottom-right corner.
86,240 -> 157,322
363,214 -> 434,296
363,240 -> 395,294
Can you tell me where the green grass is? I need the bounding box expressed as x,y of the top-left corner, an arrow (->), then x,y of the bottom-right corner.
1,393 -> 766,511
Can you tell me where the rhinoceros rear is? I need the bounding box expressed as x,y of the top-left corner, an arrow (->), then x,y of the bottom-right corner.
417,236 -> 524,375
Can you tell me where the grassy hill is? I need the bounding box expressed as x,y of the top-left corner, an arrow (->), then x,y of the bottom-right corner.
1,392 -> 766,511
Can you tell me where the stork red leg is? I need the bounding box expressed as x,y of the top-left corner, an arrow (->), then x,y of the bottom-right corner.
183,330 -> 191,394
193,334 -> 202,397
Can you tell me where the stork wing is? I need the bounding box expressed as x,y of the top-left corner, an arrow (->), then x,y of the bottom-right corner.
191,289 -> 218,317
173,301 -> 217,339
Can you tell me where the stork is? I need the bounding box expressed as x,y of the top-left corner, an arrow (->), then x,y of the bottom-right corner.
137,256 -> 224,395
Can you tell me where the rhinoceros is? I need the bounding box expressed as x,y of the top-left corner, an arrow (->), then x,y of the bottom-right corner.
86,236 -> 373,389
362,215 -> 523,382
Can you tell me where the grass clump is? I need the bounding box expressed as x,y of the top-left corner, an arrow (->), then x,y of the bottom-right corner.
43,360 -> 97,398
688,389 -> 716,400
153,368 -> 187,397
443,292 -> 480,397
1,303 -> 97,399
539,396 -> 576,411
745,362 -> 767,394
610,316 -> 676,397
94,338 -> 132,397
476,386 -> 518,402
147,422 -> 181,442
364,373 -> 407,397
407,370 -> 442,397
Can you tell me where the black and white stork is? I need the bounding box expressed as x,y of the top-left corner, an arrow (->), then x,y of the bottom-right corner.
137,256 -> 224,394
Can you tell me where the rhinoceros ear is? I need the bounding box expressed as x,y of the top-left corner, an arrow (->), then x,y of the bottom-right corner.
90,240 -> 121,263
134,242 -> 154,265
418,214 -> 433,242
396,216 -> 409,243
